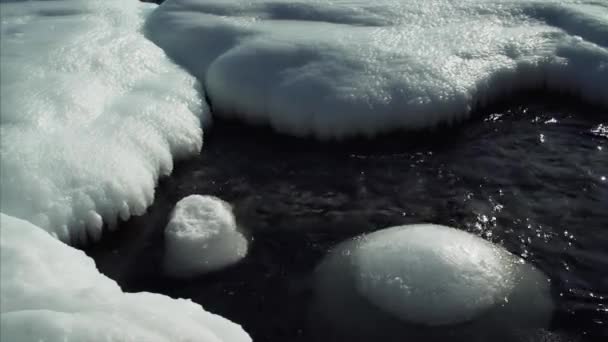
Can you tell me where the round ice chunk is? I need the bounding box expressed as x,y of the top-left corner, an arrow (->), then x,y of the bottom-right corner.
314,224 -> 553,341
163,195 -> 248,278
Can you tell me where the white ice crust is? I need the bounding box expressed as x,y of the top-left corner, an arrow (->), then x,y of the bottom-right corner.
164,195 -> 248,277
315,224 -> 553,328
146,0 -> 608,139
0,213 -> 251,342
0,0 -> 207,244
0,2 -> 248,340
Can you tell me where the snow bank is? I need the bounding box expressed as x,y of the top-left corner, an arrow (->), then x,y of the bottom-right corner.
0,0 -> 207,243
0,213 -> 251,342
164,195 -> 248,277
314,224 -> 553,340
146,0 -> 608,139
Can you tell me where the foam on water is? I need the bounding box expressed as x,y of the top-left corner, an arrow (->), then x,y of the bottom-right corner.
0,213 -> 250,342
0,0 -> 207,243
164,195 -> 248,278
146,0 -> 608,139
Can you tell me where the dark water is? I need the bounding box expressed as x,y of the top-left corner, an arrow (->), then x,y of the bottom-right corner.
86,94 -> 607,341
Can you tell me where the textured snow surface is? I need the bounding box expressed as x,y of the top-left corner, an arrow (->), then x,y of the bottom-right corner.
0,0 -> 207,243
315,224 -> 553,331
146,0 -> 608,139
164,195 -> 248,277
0,213 -> 251,342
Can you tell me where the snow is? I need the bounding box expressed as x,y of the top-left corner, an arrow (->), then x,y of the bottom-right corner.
0,213 -> 251,342
164,195 -> 248,277
0,2 -> 246,338
314,224 -> 553,339
0,0 -> 207,244
146,0 -> 608,139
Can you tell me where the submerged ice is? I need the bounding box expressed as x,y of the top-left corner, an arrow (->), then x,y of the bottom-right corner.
0,0 -> 207,243
314,224 -> 553,341
146,0 -> 608,139
164,195 -> 248,278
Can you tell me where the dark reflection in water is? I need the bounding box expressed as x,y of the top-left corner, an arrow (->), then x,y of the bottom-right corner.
86,95 -> 607,341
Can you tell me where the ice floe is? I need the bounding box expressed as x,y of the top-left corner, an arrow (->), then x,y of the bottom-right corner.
146,0 -> 608,139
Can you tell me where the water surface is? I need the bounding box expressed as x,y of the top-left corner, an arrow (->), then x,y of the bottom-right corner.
87,94 -> 607,341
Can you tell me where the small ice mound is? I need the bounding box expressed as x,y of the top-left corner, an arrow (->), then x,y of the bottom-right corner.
314,224 -> 554,342
164,195 -> 248,278
0,213 -> 251,342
